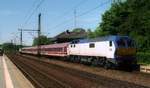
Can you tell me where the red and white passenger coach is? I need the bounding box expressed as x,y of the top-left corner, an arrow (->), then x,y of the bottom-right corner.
21,43 -> 69,57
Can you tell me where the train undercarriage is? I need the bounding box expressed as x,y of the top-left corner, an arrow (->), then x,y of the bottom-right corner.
63,55 -> 137,70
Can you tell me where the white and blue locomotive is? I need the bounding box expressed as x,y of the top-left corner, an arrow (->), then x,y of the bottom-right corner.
68,35 -> 136,68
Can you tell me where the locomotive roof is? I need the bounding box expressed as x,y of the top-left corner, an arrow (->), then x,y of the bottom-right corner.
77,35 -> 129,43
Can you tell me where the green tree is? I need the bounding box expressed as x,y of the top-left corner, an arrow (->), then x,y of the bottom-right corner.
32,35 -> 52,46
1,43 -> 22,54
0,44 -> 2,48
95,0 -> 150,51
72,28 -> 86,33
87,29 -> 95,38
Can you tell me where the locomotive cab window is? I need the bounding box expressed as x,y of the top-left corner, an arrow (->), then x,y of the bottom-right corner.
109,41 -> 112,47
117,39 -> 126,47
127,39 -> 135,47
89,43 -> 95,48
71,44 -> 75,48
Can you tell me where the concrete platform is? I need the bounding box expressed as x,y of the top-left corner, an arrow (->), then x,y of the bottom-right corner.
0,55 -> 34,88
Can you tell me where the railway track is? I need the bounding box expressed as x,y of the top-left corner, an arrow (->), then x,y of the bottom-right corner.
8,54 -> 70,88
7,54 -> 150,88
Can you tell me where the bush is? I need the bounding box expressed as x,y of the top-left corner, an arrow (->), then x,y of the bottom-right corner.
137,52 -> 150,65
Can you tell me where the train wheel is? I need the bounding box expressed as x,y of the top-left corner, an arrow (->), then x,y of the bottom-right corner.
76,56 -> 81,63
91,59 -> 98,66
104,60 -> 111,69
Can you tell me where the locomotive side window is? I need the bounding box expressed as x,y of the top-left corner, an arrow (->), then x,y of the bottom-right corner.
109,41 -> 112,47
89,43 -> 95,48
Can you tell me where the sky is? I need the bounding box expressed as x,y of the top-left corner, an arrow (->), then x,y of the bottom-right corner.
0,0 -> 112,45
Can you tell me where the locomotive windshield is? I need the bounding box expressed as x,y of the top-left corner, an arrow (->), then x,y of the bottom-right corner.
127,39 -> 134,47
117,37 -> 134,48
117,38 -> 126,47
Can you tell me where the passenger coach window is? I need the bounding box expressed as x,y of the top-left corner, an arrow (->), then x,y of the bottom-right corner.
109,41 -> 112,47
89,43 -> 95,48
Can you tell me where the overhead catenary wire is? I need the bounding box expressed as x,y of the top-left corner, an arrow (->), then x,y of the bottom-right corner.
23,0 -> 39,23
20,0 -> 38,28
50,0 -> 111,30
77,0 -> 111,17
54,0 -> 89,21
28,32 -> 36,38
23,0 -> 45,27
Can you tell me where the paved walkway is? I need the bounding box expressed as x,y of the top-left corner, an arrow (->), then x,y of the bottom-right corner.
0,56 -> 5,88
0,55 -> 34,88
